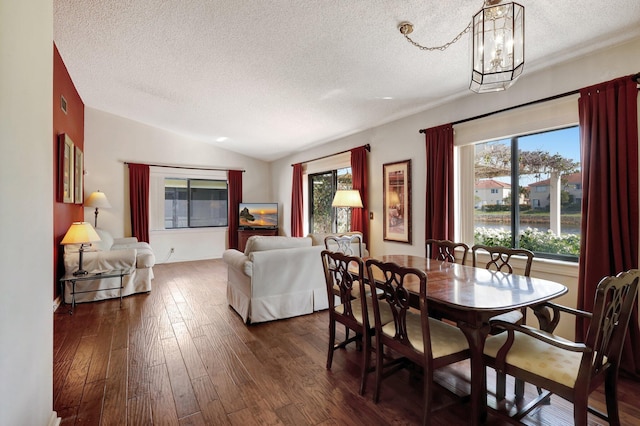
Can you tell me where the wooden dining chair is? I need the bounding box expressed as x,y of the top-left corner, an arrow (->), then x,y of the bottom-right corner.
324,233 -> 363,257
472,244 -> 535,399
484,269 -> 640,425
425,239 -> 469,265
320,250 -> 393,395
364,258 -> 470,425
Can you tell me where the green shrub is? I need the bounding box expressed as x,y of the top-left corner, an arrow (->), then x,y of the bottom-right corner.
474,227 -> 580,256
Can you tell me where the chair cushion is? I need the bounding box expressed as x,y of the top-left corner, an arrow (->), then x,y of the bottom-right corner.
490,310 -> 524,324
93,228 -> 114,252
335,297 -> 394,327
382,312 -> 469,358
483,330 -> 582,388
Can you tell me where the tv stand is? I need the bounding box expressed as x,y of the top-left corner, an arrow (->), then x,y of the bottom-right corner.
238,228 -> 278,252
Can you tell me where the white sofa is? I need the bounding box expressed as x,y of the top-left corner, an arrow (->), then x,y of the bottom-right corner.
62,228 -> 155,303
223,235 -> 328,324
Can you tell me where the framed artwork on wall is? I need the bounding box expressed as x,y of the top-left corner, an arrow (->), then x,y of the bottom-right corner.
74,146 -> 83,204
383,159 -> 412,244
58,134 -> 74,203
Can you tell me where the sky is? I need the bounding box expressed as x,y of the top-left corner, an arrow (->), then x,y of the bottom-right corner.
484,125 -> 581,185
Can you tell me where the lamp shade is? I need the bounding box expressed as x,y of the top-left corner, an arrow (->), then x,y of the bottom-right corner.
85,191 -> 112,209
60,222 -> 101,245
332,190 -> 363,208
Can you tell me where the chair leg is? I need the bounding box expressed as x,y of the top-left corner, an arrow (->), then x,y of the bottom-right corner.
604,374 -> 621,426
326,319 -> 336,369
496,371 -> 507,401
359,330 -> 371,395
573,397 -> 588,426
373,340 -> 383,403
514,378 -> 525,400
422,370 -> 432,426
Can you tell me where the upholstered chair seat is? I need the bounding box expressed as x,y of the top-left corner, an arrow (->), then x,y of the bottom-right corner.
382,310 -> 470,357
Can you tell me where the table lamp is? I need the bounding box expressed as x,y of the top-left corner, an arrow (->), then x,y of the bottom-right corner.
85,190 -> 111,228
61,222 -> 101,275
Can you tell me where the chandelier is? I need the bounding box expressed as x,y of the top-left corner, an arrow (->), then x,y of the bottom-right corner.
399,0 -> 524,93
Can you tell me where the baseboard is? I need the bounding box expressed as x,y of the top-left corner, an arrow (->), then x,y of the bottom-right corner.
53,295 -> 61,312
48,411 -> 61,426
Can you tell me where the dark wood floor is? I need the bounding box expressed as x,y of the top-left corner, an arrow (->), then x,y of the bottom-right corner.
54,259 -> 640,425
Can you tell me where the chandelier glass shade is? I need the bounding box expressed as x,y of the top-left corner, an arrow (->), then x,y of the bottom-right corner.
470,1 -> 525,93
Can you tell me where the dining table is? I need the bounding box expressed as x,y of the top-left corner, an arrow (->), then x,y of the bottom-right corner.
369,254 -> 568,425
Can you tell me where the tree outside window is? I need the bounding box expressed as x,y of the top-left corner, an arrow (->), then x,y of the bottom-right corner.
309,168 -> 352,234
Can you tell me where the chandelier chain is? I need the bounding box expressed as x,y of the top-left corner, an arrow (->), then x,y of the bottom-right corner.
401,22 -> 471,51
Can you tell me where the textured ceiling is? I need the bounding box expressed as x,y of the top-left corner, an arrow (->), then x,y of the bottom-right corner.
53,0 -> 640,161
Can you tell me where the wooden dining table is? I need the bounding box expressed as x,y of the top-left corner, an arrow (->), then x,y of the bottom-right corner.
369,254 -> 568,425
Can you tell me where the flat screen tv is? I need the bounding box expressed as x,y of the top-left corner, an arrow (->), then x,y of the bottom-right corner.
239,203 -> 278,229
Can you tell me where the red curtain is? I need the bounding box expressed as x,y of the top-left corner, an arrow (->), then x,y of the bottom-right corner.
291,163 -> 304,237
577,75 -> 639,376
424,124 -> 454,242
227,170 -> 243,249
128,163 -> 150,243
350,146 -> 369,246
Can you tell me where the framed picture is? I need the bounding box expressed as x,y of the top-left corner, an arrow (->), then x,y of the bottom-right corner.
383,159 -> 412,243
74,146 -> 83,204
58,134 -> 74,203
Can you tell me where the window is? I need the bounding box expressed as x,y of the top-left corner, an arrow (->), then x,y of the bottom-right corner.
473,126 -> 581,260
308,167 -> 352,233
165,178 -> 228,228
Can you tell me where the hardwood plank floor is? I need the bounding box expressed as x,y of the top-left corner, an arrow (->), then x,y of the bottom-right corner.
54,259 -> 640,425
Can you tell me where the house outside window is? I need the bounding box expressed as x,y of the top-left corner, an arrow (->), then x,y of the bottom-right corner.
308,167 -> 352,233
473,126 -> 581,260
164,178 -> 228,228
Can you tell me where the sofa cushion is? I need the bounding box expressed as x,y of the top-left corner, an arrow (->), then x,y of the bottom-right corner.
244,236 -> 311,255
93,228 -> 114,252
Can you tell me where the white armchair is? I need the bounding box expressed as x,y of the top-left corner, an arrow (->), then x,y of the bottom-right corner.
223,236 -> 327,324
62,228 -> 155,303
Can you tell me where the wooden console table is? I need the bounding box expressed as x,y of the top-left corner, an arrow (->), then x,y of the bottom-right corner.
238,228 -> 278,251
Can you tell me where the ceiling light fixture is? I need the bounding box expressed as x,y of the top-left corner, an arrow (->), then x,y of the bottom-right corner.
399,0 -> 524,93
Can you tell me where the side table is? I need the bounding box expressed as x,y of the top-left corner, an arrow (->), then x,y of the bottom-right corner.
59,269 -> 131,314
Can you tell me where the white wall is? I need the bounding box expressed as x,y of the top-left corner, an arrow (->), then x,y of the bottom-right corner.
0,1 -> 56,425
270,37 -> 640,339
84,108 -> 272,261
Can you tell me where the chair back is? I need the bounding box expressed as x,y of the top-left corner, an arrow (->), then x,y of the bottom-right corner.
472,244 -> 534,277
425,239 -> 469,264
365,258 -> 430,357
324,234 -> 363,257
321,250 -> 367,324
585,269 -> 640,380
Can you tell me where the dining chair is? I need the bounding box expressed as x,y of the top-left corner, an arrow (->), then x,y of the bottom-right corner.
483,269 -> 640,425
324,233 -> 363,257
364,258 -> 470,425
472,244 -> 535,399
425,239 -> 469,265
320,250 -> 393,395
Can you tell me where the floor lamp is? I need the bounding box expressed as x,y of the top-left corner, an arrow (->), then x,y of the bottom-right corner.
85,190 -> 111,228
331,189 -> 363,232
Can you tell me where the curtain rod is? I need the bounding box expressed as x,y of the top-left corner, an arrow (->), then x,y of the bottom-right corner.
419,72 -> 640,133
291,144 -> 370,167
122,161 -> 245,172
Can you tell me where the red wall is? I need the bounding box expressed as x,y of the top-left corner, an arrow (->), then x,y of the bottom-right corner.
53,44 -> 85,298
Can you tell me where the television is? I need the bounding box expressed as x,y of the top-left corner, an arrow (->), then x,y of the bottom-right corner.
239,203 -> 278,229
